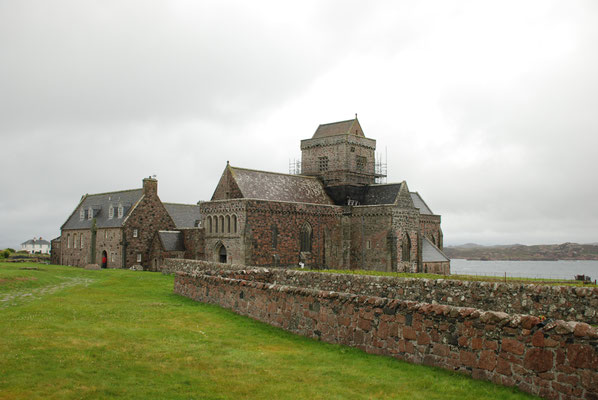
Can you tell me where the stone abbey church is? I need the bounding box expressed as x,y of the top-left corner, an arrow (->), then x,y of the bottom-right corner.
55,117 -> 450,274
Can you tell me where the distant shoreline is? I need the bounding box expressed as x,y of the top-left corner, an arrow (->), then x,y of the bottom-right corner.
444,242 -> 598,261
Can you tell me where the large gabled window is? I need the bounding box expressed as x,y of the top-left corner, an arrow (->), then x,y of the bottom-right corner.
117,205 -> 124,218
108,205 -> 114,219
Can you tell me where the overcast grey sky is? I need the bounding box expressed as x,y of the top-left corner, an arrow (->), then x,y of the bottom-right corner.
1,0 -> 597,249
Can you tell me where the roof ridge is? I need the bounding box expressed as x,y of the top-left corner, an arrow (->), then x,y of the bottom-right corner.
230,165 -> 320,180
317,118 -> 355,128
86,188 -> 143,197
369,182 -> 402,187
163,202 -> 199,206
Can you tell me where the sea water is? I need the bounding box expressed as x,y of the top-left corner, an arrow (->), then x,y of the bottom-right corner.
450,259 -> 598,281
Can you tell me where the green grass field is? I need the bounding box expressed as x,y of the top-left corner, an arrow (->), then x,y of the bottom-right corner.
0,263 -> 537,399
307,268 -> 597,287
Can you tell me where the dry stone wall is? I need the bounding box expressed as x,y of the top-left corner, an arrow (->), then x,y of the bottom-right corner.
166,259 -> 598,325
175,268 -> 598,400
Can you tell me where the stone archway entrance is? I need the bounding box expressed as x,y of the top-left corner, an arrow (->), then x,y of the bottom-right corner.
218,244 -> 227,263
101,250 -> 108,268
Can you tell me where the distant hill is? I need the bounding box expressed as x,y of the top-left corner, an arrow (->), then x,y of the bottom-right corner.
444,242 -> 598,261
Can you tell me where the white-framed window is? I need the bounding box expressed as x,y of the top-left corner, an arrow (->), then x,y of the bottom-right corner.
366,240 -> 371,249
88,207 -> 93,220
118,205 -> 124,218
81,235 -> 84,248
136,253 -> 142,263
79,209 -> 85,221
108,205 -> 114,219
133,229 -> 138,238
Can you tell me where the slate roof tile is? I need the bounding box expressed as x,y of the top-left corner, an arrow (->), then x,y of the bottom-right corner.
410,192 -> 434,215
164,203 -> 202,229
62,189 -> 143,230
230,167 -> 334,205
422,237 -> 450,262
158,231 -> 185,252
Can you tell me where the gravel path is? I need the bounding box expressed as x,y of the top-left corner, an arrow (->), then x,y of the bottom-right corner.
0,277 -> 95,308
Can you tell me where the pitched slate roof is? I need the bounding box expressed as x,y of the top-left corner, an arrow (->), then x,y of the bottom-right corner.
230,166 -> 334,205
363,183 -> 403,205
410,192 -> 434,215
21,238 -> 50,246
158,231 -> 185,252
62,189 -> 143,230
422,237 -> 450,262
164,203 -> 201,229
312,118 -> 364,139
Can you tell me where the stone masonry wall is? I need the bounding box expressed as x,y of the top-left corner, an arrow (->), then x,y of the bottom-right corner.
123,180 -> 176,269
244,200 -> 343,268
165,259 -> 598,325
350,207 -> 393,272
95,228 -> 123,268
60,229 -> 91,267
175,269 -> 598,400
420,214 -> 442,249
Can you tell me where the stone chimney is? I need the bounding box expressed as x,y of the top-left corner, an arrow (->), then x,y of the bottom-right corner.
143,177 -> 158,196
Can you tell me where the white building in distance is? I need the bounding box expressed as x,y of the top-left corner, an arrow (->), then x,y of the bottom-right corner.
20,237 -> 51,254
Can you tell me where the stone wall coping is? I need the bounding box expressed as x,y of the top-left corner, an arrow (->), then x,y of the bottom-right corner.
176,271 -> 598,339
173,259 -> 598,297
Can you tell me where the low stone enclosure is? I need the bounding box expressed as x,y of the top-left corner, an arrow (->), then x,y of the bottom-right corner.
170,259 -> 598,400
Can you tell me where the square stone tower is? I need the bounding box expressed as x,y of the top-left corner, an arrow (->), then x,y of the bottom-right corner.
300,117 -> 380,188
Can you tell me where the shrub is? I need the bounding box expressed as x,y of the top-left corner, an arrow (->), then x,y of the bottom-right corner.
1,249 -> 10,258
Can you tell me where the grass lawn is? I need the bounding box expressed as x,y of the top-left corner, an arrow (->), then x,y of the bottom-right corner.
0,263 -> 537,400
306,268 -> 597,287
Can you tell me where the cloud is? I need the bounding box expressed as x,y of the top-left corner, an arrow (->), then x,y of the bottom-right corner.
1,0 -> 597,248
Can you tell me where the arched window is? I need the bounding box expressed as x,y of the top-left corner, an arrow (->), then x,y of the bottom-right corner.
402,232 -> 411,262
232,215 -> 237,233
215,216 -> 218,233
73,233 -> 78,249
300,223 -> 312,252
220,216 -> 224,233
226,215 -> 231,233
217,243 -> 227,263
207,216 -> 212,233
67,234 -> 71,248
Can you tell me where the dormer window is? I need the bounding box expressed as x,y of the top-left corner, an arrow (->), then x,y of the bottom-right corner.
108,205 -> 114,219
79,209 -> 85,221
118,205 -> 124,218
88,207 -> 93,220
